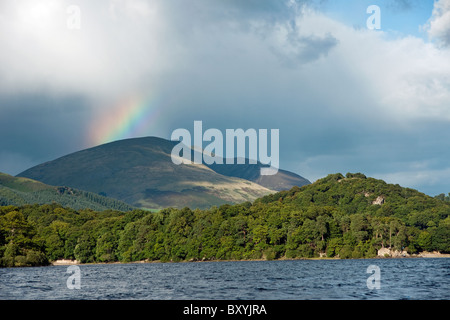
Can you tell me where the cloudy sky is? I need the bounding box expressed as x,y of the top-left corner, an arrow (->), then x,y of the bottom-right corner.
1,0 -> 450,196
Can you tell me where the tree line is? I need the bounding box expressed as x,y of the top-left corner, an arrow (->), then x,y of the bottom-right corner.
1,173 -> 449,267
435,193 -> 450,202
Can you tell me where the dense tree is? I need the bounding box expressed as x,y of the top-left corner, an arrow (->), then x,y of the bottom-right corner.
1,173 -> 449,267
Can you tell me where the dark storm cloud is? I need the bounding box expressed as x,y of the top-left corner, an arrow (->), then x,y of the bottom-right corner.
272,32 -> 339,66
0,94 -> 90,174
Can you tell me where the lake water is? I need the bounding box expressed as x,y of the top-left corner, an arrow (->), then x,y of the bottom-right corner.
0,258 -> 449,300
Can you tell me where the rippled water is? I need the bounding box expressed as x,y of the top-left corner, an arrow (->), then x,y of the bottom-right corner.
0,258 -> 448,300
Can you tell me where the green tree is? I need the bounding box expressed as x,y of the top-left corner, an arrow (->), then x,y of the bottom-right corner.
299,219 -> 320,245
96,232 -> 118,262
2,241 -> 19,267
316,215 -> 328,242
350,214 -> 369,243
0,211 -> 33,245
417,231 -> 433,252
45,234 -> 65,261
74,234 -> 95,263
432,223 -> 450,253
252,225 -> 268,248
326,237 -> 343,258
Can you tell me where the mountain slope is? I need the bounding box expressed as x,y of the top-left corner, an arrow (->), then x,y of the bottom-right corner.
206,161 -> 310,191
0,172 -> 134,211
17,137 -> 281,209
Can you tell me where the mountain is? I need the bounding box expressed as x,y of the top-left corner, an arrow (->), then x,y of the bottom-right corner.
0,172 -> 134,211
17,137 -> 308,209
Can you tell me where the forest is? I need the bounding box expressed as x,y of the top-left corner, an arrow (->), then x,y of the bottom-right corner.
1,173 -> 449,267
0,184 -> 135,212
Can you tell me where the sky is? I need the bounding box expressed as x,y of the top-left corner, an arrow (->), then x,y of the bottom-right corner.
1,0 -> 450,196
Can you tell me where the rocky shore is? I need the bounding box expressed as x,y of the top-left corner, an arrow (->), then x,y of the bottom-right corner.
377,248 -> 450,258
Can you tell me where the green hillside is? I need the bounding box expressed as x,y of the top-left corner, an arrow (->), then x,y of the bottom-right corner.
0,172 -> 50,192
253,173 -> 450,256
0,172 -> 135,212
1,173 -> 449,267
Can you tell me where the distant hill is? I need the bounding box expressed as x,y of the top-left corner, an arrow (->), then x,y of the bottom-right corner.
249,172 -> 450,257
206,160 -> 310,191
17,137 -> 307,209
0,172 -> 134,211
257,172 -> 447,215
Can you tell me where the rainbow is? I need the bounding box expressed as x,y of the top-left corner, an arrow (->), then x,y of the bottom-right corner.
87,94 -> 162,146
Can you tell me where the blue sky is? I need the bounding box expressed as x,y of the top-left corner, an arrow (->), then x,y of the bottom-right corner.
321,0 -> 434,38
1,0 -> 450,196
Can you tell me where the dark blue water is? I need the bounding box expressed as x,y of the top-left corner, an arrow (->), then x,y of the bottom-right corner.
0,258 -> 448,300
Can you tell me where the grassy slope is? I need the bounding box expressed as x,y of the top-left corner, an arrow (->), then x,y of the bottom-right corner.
0,172 -> 51,192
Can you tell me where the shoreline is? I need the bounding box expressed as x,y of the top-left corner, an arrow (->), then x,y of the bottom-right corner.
50,251 -> 450,267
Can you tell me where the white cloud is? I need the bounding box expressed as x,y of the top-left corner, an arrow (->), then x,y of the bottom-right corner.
0,0 -> 163,98
425,0 -> 450,46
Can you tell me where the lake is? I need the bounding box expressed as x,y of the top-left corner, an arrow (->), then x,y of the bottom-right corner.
0,258 -> 448,300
